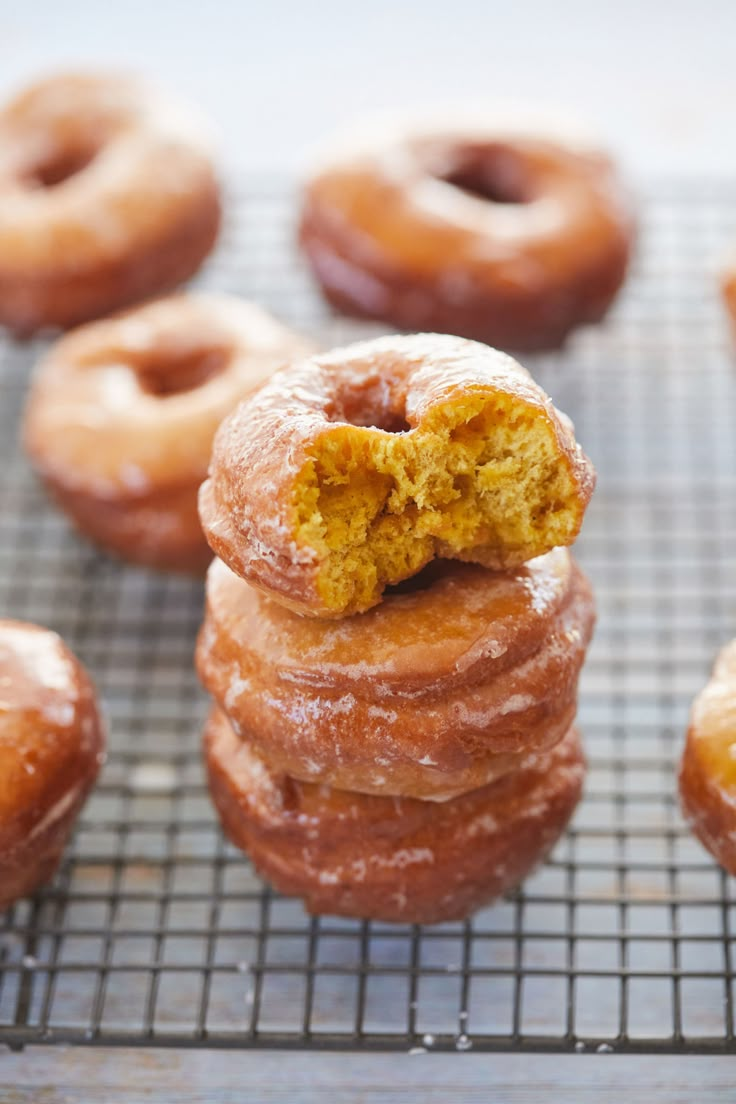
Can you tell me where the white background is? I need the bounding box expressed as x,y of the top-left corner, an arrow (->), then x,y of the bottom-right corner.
0,0 -> 733,179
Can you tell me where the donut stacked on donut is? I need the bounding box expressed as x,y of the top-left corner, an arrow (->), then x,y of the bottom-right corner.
299,119 -> 633,350
196,333 -> 595,923
23,294 -> 311,573
200,333 -> 595,616
0,620 -> 105,911
0,73 -> 221,335
198,550 -> 593,802
205,711 -> 586,923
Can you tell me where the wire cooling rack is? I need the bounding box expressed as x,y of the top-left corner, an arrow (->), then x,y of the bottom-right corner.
0,180 -> 735,1055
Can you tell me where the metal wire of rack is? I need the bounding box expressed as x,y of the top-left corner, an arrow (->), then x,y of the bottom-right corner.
0,180 -> 735,1055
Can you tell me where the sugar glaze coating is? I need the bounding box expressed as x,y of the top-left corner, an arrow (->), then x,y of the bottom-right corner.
300,118 -> 633,350
197,549 -> 595,800
0,72 -> 221,334
24,293 -> 311,572
680,640 -> 736,874
0,620 -> 105,912
205,709 -> 585,924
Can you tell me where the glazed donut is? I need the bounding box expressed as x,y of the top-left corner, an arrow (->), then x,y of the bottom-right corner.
197,549 -> 594,800
0,620 -> 104,912
679,640 -> 736,873
23,294 -> 311,573
205,708 -> 584,923
0,73 -> 221,335
199,333 -> 595,617
299,118 -> 633,350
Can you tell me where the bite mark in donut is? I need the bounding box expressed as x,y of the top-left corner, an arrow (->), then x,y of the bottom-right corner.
200,333 -> 595,617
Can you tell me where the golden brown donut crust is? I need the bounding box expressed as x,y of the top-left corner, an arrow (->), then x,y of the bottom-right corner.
23,294 -> 312,573
0,620 -> 105,912
299,120 -> 633,350
197,550 -> 594,800
0,73 -> 221,335
199,333 -> 595,616
679,640 -> 736,874
205,708 -> 585,924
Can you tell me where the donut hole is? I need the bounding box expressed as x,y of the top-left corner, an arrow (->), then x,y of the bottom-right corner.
24,143 -> 100,189
438,146 -> 533,205
293,394 -> 583,614
329,406 -> 411,434
367,411 -> 411,434
329,378 -> 411,434
134,347 -> 231,397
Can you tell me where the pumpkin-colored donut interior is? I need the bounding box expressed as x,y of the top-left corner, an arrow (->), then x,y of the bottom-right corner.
293,390 -> 582,616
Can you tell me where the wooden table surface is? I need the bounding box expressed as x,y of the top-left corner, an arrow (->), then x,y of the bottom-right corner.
2,1048 -> 735,1103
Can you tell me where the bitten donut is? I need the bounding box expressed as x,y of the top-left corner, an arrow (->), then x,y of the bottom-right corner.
200,333 -> 595,617
23,294 -> 311,572
205,708 -> 584,923
679,640 -> 736,873
0,72 -> 221,334
299,118 -> 633,350
197,549 -> 594,800
0,620 -> 105,912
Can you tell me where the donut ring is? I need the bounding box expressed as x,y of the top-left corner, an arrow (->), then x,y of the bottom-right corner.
23,294 -> 311,573
205,709 -> 584,924
197,549 -> 594,800
679,640 -> 736,873
299,119 -> 633,350
199,333 -> 595,617
0,620 -> 105,912
0,73 -> 221,335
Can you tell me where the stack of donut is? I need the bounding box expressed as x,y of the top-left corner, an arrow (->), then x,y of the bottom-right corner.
196,332 -> 597,923
2,73 -> 617,920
